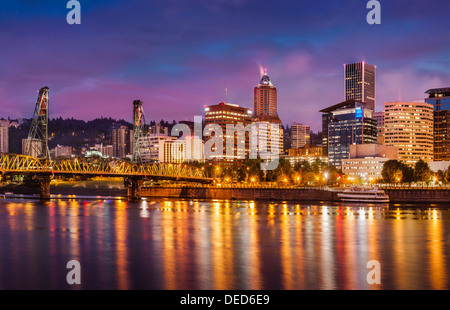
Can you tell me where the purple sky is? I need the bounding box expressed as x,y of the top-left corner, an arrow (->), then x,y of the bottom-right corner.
1,0 -> 449,131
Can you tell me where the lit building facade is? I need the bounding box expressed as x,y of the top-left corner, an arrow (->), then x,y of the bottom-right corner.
22,138 -> 42,158
251,121 -> 284,157
342,144 -> 398,180
253,70 -> 281,123
290,123 -> 310,149
252,71 -> 283,157
321,100 -> 377,167
138,134 -> 177,163
288,145 -> 322,157
373,111 -> 385,145
50,145 -> 72,158
425,87 -> 450,161
344,61 -> 376,112
0,120 -> 8,153
204,102 -> 253,163
112,125 -> 134,158
91,144 -> 114,158
158,136 -> 205,164
383,101 -> 434,165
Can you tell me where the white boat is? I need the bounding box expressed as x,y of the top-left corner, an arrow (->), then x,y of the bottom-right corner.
337,187 -> 389,203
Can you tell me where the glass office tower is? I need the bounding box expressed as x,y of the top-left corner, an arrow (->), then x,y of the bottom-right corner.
425,87 -> 450,161
321,100 -> 377,167
345,62 -> 376,112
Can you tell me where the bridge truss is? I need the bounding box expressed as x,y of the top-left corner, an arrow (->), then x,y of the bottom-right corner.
0,154 -> 208,181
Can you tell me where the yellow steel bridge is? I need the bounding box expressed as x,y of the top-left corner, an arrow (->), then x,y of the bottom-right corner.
0,154 -> 212,199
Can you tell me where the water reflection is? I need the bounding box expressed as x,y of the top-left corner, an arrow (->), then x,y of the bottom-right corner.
0,199 -> 449,290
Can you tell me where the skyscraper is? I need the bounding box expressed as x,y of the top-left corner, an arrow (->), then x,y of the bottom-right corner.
425,87 -> 450,161
384,101 -> 434,165
252,70 -> 284,156
253,70 -> 281,124
373,111 -> 385,145
345,62 -> 376,111
0,120 -> 9,153
290,123 -> 310,149
321,100 -> 377,167
112,125 -> 134,158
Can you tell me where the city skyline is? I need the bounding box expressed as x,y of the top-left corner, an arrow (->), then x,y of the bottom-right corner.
1,1 -> 449,132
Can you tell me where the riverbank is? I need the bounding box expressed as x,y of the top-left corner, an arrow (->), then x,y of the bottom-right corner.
1,182 -> 449,203
0,180 -> 126,197
142,186 -> 450,203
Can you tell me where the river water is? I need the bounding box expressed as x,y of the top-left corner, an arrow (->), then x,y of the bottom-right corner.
0,197 -> 449,290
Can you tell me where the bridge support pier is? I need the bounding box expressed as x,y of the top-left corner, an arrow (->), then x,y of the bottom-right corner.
125,177 -> 143,200
37,175 -> 52,200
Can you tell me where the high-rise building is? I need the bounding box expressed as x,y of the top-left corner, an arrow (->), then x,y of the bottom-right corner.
321,100 -> 377,167
157,136 -> 204,164
373,111 -> 385,145
112,125 -> 134,158
0,120 -> 9,153
425,87 -> 450,161
90,144 -> 114,158
148,123 -> 169,136
253,70 -> 282,124
22,138 -> 42,158
384,101 -> 434,165
252,71 -> 284,157
138,134 -> 176,163
251,121 -> 284,158
290,123 -> 310,149
344,62 -> 376,111
204,102 -> 253,163
50,145 -> 72,158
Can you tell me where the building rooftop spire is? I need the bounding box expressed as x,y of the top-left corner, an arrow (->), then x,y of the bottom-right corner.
259,70 -> 273,86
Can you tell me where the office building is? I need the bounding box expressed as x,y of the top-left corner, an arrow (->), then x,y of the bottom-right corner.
384,101 -> 434,165
159,136 -> 205,164
251,121 -> 284,157
148,123 -> 169,136
204,102 -> 253,162
425,87 -> 450,161
290,123 -> 310,149
288,144 -> 322,157
90,144 -> 114,158
22,138 -> 42,158
344,62 -> 376,111
138,134 -> 176,163
0,120 -> 9,153
373,111 -> 385,145
321,100 -> 377,167
342,144 -> 398,180
112,125 -> 134,158
253,70 -> 282,124
50,145 -> 72,158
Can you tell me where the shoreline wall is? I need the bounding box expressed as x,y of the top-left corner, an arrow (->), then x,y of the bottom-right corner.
142,186 -> 450,203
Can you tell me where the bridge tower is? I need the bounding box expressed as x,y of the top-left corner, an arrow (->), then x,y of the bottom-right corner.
132,100 -> 146,164
25,87 -> 51,162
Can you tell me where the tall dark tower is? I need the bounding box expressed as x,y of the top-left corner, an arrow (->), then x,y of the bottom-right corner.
25,86 -> 50,161
132,100 -> 145,164
253,69 -> 281,124
344,61 -> 376,111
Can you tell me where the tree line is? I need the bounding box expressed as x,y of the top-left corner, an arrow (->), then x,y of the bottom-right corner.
381,159 -> 450,184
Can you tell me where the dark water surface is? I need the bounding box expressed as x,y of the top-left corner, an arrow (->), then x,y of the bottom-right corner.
0,198 -> 449,290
